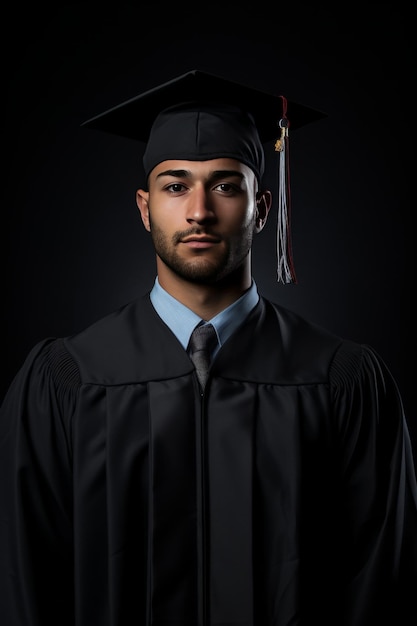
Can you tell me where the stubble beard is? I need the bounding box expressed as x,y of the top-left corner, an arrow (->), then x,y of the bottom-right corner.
149,217 -> 255,285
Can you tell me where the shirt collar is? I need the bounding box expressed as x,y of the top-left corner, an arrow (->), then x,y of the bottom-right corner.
150,277 -> 259,355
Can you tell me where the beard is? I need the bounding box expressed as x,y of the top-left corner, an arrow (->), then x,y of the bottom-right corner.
148,215 -> 255,285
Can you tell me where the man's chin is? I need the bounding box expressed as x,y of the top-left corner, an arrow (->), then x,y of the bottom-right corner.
179,269 -> 223,285
158,250 -> 233,284
174,260 -> 228,284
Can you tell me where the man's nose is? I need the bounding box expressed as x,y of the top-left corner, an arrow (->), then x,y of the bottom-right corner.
185,188 -> 215,223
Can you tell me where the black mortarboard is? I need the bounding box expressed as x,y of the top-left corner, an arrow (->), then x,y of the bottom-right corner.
82,70 -> 326,283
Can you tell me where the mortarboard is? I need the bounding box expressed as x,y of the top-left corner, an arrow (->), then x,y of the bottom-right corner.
82,70 -> 326,283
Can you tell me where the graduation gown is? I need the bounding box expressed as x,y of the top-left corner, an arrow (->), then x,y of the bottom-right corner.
1,294 -> 416,626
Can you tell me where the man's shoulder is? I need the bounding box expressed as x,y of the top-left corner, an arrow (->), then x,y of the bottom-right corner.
62,294 -> 157,383
61,293 -> 189,385
259,296 -> 342,346
67,294 -> 151,344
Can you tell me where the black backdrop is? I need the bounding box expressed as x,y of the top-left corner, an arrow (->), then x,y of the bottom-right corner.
3,5 -> 415,460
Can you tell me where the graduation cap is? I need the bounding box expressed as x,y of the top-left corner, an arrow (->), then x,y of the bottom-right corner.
82,70 -> 326,283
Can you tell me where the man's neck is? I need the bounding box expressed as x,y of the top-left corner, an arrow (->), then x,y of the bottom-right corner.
157,268 -> 252,320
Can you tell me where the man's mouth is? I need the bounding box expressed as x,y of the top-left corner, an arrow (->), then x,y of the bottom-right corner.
180,234 -> 220,248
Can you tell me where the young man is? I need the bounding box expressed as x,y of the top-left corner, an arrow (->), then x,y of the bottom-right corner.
1,70 -> 416,626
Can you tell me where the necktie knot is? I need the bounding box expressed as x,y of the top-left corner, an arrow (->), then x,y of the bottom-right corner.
188,323 -> 217,390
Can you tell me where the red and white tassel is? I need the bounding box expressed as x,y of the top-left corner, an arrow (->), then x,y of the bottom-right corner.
274,96 -> 297,284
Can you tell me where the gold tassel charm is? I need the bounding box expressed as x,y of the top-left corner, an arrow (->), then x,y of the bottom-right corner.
274,97 -> 297,284
274,124 -> 287,152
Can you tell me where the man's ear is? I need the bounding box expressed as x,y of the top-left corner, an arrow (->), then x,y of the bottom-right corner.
136,189 -> 151,231
255,190 -> 272,233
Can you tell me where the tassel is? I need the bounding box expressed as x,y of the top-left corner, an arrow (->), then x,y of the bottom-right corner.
274,96 -> 297,284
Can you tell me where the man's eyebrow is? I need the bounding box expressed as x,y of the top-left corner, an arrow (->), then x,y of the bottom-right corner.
155,169 -> 245,181
155,169 -> 190,179
210,170 -> 245,181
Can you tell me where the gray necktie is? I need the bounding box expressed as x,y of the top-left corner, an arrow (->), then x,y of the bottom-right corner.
188,323 -> 217,390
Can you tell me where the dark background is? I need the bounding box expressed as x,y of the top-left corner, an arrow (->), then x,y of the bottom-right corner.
3,5 -> 415,460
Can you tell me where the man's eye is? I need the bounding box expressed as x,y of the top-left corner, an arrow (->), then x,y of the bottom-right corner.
214,183 -> 235,193
166,183 -> 186,192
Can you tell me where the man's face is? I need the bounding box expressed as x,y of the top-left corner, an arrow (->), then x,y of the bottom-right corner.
137,158 -> 266,286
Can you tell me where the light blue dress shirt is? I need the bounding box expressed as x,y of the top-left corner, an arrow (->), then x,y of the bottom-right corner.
149,277 -> 259,359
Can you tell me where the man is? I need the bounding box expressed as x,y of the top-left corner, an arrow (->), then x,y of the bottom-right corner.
1,70 -> 416,626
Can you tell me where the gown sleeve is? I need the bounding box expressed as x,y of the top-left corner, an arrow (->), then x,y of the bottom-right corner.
0,338 -> 79,626
330,341 -> 417,626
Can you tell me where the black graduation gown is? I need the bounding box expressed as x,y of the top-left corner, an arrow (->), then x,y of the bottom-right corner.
1,294 -> 416,626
